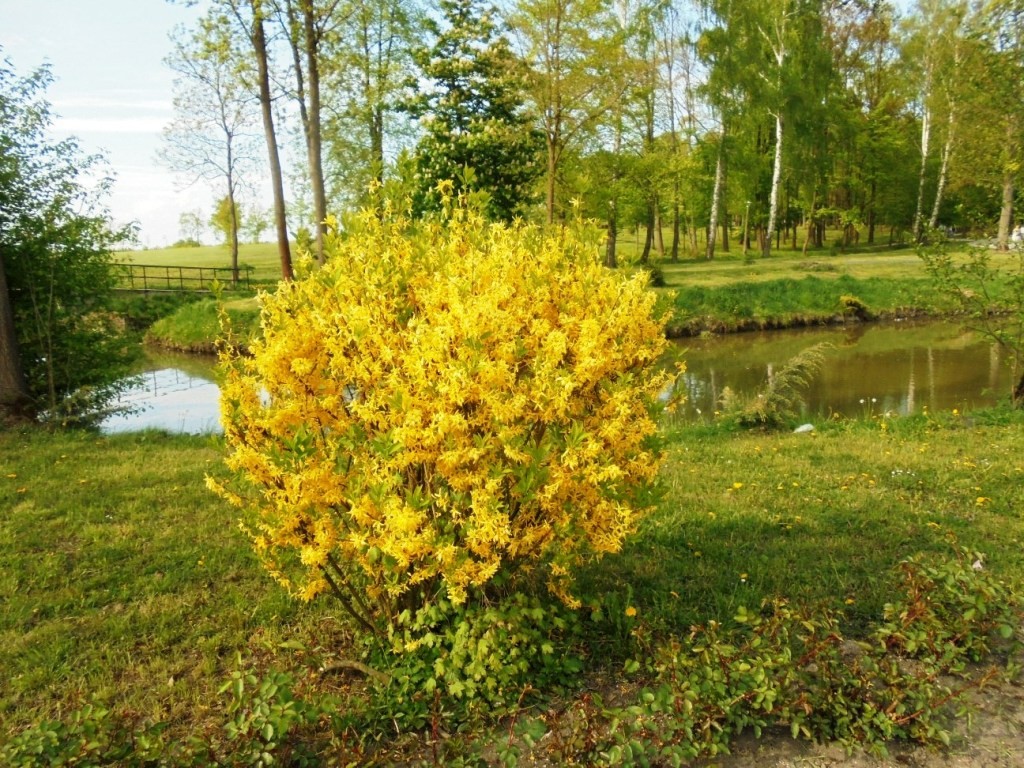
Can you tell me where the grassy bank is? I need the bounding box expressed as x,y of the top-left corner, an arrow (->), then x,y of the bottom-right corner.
145,297 -> 260,353
665,274 -> 942,334
136,242 -> 952,350
3,408 -> 1023,758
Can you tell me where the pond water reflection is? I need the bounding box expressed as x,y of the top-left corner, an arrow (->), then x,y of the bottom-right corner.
675,320 -> 1013,421
102,321 -> 1014,434
100,352 -> 221,435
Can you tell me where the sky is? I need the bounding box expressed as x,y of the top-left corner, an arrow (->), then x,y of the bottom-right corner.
1,0 -> 217,248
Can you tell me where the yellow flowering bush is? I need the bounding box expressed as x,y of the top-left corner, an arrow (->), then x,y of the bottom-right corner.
209,197 -> 671,636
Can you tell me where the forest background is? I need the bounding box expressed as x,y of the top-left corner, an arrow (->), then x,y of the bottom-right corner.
155,0 -> 1024,282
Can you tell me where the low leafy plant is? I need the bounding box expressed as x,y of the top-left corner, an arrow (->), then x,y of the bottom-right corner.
719,342 -> 831,428
498,541 -> 1023,765
368,593 -> 583,731
0,702 -> 167,768
875,538 -> 1022,668
920,237 -> 1024,404
216,659 -> 331,767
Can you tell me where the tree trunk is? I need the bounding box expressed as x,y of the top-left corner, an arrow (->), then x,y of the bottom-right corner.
706,139 -> 725,260
867,179 -> 876,245
671,202 -> 680,262
252,6 -> 293,280
997,173 -> 1014,252
0,253 -> 29,417
546,138 -> 558,225
801,191 -> 815,256
929,106 -> 955,231
764,111 -> 783,258
641,206 -> 654,264
302,0 -> 327,263
225,121 -> 240,283
913,103 -> 931,243
228,179 -> 240,285
742,203 -> 750,256
606,203 -> 618,268
653,202 -> 665,257
370,106 -> 384,182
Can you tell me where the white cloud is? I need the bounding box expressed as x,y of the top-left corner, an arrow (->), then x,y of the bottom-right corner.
53,116 -> 168,135
54,96 -> 172,113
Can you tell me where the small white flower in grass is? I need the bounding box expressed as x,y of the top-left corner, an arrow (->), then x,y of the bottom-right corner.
972,559 -> 984,571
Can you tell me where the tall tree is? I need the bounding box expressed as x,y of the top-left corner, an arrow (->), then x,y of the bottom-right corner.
278,0 -> 345,261
178,209 -> 206,244
0,55 -> 136,422
510,0 -> 621,223
827,0 -> 907,244
210,194 -> 244,247
161,11 -> 259,283
697,0 -> 747,259
904,0 -> 968,242
323,0 -> 418,207
407,0 -> 544,220
973,0 -> 1024,249
928,3 -> 967,229
212,0 -> 293,280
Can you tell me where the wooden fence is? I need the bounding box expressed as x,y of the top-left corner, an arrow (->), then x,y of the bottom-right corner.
114,263 -> 253,292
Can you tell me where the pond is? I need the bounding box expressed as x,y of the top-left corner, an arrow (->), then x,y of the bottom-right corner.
675,319 -> 1013,422
100,350 -> 221,435
102,320 -> 1015,434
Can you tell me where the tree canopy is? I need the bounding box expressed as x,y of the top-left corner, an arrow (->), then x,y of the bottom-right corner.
0,54 -> 137,423
406,0 -> 544,221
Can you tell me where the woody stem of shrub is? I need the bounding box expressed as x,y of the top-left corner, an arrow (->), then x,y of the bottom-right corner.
320,556 -> 384,641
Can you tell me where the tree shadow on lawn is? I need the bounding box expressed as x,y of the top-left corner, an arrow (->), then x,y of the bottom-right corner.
578,501 -> 971,646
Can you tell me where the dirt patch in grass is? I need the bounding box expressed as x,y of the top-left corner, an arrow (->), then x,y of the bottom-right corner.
695,677 -> 1024,768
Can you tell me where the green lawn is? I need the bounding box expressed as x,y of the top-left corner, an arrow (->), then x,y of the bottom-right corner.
3,408 -> 1023,755
118,229 -> 926,290
659,246 -> 925,287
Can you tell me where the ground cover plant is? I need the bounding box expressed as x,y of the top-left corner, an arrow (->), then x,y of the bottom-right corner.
3,405 -> 1024,764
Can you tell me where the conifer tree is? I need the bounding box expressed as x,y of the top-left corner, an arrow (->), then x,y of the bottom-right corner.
407,0 -> 543,221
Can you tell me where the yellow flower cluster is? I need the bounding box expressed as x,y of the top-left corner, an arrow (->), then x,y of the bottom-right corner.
210,201 -> 670,622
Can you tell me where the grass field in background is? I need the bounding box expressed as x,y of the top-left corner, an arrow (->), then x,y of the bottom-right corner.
117,242 -> 286,283
117,228 -> 923,289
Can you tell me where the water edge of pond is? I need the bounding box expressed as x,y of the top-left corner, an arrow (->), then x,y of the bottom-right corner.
101,320 -> 1015,434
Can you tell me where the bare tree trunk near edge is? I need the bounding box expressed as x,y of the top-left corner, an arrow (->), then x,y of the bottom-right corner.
252,7 -> 293,280
301,0 -> 327,264
0,252 -> 30,418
